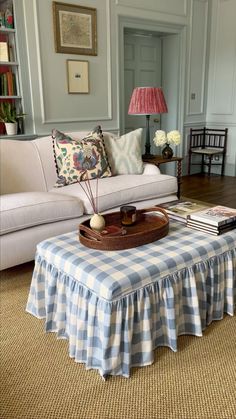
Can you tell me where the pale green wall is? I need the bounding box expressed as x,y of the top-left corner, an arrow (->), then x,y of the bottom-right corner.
16,0 -> 236,176
206,0 -> 236,176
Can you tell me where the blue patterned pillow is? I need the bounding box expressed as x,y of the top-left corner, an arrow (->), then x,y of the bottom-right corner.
52,128 -> 112,187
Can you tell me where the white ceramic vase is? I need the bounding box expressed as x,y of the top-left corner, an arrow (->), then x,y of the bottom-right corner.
90,213 -> 105,232
5,122 -> 18,136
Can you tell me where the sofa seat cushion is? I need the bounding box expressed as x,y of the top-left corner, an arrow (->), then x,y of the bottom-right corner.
50,174 -> 177,214
0,192 -> 84,235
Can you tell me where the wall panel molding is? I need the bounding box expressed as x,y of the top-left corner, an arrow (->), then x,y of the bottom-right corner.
115,0 -> 187,17
186,0 -> 208,116
33,0 -> 112,125
209,0 -> 236,115
184,121 -> 236,127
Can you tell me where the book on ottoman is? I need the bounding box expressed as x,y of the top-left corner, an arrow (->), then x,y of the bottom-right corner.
186,219 -> 236,235
159,200 -> 210,223
187,205 -> 236,227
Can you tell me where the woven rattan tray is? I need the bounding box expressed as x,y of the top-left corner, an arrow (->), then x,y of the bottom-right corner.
78,207 -> 169,250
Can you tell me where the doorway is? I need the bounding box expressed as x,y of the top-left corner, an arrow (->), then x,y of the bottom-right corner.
124,31 -> 162,155
119,17 -> 186,164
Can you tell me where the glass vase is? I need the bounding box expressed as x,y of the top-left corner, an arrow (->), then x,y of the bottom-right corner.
162,143 -> 173,159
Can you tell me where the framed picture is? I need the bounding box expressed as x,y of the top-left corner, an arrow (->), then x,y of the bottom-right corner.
67,60 -> 89,93
53,2 -> 97,56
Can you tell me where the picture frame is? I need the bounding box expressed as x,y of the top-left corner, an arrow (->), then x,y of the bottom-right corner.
53,2 -> 97,56
67,60 -> 89,94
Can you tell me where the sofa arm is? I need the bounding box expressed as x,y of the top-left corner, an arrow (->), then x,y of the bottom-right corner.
143,163 -> 161,175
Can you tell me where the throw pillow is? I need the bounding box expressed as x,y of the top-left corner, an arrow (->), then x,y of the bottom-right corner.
52,125 -> 103,174
52,128 -> 112,187
103,128 -> 144,175
52,129 -> 74,175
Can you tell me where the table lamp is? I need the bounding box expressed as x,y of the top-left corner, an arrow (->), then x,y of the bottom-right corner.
128,87 -> 168,158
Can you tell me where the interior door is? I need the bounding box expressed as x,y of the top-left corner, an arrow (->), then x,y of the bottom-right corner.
124,33 -> 162,154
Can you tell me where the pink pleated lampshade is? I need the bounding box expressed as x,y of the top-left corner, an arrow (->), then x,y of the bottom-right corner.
128,87 -> 168,115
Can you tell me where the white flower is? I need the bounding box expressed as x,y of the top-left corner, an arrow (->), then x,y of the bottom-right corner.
153,129 -> 181,146
167,130 -> 181,145
153,130 -> 167,146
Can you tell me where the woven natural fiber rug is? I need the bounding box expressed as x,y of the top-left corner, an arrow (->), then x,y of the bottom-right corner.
0,262 -> 236,419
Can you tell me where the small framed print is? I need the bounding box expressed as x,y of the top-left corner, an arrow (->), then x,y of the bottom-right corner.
67,60 -> 89,94
53,2 -> 97,56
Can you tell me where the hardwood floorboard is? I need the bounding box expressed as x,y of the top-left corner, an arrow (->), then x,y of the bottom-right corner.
180,174 -> 236,208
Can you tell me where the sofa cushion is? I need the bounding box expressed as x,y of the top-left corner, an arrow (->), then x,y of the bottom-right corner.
0,192 -> 84,235
103,129 -> 144,175
52,129 -> 76,174
51,173 -> 177,214
52,129 -> 112,187
52,126 -> 103,173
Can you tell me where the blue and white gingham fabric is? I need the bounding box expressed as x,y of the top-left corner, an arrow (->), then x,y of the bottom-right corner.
26,222 -> 236,378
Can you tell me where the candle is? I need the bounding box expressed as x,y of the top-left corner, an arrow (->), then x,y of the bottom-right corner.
120,205 -> 136,226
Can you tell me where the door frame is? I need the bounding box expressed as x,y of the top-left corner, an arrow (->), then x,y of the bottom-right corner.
118,16 -> 187,158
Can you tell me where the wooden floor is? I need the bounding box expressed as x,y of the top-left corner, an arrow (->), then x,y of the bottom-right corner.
181,174 -> 236,208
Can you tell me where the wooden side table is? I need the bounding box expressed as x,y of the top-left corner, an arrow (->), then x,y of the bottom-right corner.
143,155 -> 183,199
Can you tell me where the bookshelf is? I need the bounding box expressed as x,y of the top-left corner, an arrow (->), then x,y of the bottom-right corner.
0,0 -> 24,136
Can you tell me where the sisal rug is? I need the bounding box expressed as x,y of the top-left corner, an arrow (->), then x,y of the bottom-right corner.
0,262 -> 236,419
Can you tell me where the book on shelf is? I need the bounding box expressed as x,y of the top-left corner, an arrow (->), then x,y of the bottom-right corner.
187,219 -> 236,235
12,72 -> 17,95
187,205 -> 236,227
158,200 -> 210,223
6,70 -> 13,95
0,72 -> 7,95
0,71 -> 17,96
8,44 -> 15,62
0,41 -> 9,62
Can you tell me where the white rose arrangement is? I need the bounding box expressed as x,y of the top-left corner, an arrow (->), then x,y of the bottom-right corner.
153,130 -> 181,147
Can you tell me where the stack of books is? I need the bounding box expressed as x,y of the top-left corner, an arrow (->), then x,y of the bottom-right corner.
0,71 -> 17,96
159,200 -> 210,223
186,205 -> 236,235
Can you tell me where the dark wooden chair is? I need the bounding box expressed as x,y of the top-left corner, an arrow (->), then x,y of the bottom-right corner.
188,127 -> 228,176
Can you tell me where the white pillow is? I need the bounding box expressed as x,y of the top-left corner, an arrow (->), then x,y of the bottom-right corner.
103,128 -> 144,175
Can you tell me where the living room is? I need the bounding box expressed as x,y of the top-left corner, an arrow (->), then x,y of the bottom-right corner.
0,0 -> 235,178
0,1 -> 236,418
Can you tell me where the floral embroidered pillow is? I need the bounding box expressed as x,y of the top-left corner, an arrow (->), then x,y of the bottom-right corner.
52,128 -> 112,187
52,126 -> 103,175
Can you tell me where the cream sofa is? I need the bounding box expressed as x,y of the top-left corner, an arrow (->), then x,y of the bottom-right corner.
0,131 -> 178,270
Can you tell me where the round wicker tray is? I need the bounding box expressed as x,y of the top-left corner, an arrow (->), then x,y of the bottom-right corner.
78,207 -> 169,250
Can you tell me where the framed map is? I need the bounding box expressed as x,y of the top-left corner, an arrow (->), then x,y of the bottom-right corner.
53,2 -> 97,55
